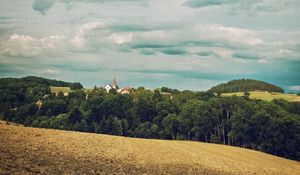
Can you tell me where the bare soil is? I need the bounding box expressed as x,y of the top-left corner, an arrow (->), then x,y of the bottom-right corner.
1,122 -> 299,175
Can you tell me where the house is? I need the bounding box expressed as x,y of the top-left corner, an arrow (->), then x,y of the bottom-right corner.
105,84 -> 113,93
36,100 -> 43,109
121,87 -> 132,94
105,77 -> 118,93
104,77 -> 132,94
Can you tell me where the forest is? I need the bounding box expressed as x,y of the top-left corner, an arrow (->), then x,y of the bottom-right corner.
1,76 -> 300,161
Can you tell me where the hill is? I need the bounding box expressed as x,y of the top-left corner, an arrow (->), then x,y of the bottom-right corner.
0,76 -> 83,90
1,76 -> 300,161
222,91 -> 300,102
0,76 -> 82,111
1,123 -> 300,175
208,79 -> 284,93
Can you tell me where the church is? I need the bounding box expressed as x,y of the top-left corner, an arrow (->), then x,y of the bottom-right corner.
105,77 -> 132,94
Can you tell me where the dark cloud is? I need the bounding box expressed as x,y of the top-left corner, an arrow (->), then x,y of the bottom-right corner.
195,51 -> 219,57
183,0 -> 239,8
232,51 -> 260,60
32,0 -> 56,15
183,0 -> 300,16
131,43 -> 172,49
125,69 -> 244,81
32,0 -> 149,14
160,48 -> 187,55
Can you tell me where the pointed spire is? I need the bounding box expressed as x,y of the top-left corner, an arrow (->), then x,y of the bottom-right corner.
112,77 -> 117,89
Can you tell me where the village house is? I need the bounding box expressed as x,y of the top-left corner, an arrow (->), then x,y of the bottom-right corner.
105,77 -> 132,94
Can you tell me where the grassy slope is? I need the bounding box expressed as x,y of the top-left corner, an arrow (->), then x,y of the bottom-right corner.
222,91 -> 300,102
1,123 -> 300,175
50,86 -> 71,96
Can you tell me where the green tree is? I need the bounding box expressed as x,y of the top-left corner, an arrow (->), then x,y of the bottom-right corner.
68,107 -> 82,124
163,114 -> 184,140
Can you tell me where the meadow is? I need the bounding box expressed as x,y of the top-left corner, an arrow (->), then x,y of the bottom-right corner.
50,86 -> 71,96
222,91 -> 300,102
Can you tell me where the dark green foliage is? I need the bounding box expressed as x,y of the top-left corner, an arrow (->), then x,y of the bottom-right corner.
163,114 -> 185,140
40,99 -> 67,117
20,76 -> 83,89
0,76 -> 82,113
1,77 -> 300,161
161,87 -> 180,94
208,79 -> 284,93
68,108 -> 82,124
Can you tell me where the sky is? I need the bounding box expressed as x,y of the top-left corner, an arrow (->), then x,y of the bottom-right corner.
0,0 -> 300,92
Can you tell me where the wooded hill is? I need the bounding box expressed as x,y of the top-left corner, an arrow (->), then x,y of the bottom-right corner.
0,76 -> 83,90
1,76 -> 300,161
208,79 -> 284,93
0,76 -> 82,112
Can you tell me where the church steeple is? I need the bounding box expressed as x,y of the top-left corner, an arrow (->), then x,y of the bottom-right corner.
112,77 -> 117,89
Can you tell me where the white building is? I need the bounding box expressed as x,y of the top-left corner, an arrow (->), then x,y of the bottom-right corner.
105,77 -> 132,94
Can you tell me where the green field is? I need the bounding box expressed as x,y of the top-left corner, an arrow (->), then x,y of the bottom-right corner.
50,86 -> 71,96
222,91 -> 300,102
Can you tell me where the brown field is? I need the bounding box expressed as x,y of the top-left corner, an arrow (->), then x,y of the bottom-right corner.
1,122 -> 300,175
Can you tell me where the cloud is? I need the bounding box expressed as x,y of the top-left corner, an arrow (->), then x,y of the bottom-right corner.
195,51 -> 218,57
257,59 -> 267,63
183,0 -> 239,8
124,24 -> 263,57
32,0 -> 149,14
232,51 -> 260,60
183,0 -> 300,15
0,33 -> 66,57
198,25 -> 263,46
32,0 -> 56,15
71,21 -> 134,50
71,21 -> 106,48
108,33 -> 132,45
44,68 -> 60,74
161,48 -> 187,55
289,85 -> 300,91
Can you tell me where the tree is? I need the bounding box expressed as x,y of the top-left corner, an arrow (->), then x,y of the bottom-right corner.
244,91 -> 250,100
57,91 -> 65,100
181,99 -> 211,141
163,114 -> 184,140
104,116 -> 123,136
68,107 -> 82,124
40,99 -> 67,116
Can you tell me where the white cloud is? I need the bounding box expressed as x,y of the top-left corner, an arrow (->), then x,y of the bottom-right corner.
216,49 -> 233,58
289,85 -> 300,91
45,68 -> 60,74
198,24 -> 263,46
71,21 -> 134,49
258,59 -> 268,63
108,33 -> 132,45
72,21 -> 105,48
1,33 -> 66,57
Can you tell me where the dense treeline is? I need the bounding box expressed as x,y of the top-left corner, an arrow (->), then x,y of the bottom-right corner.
0,76 -> 82,91
208,79 -> 284,93
0,76 -> 82,112
1,77 -> 300,161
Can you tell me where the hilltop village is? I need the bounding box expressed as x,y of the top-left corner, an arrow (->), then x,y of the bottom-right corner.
104,77 -> 132,94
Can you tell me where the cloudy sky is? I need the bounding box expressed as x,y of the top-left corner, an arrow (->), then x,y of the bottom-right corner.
0,0 -> 300,91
